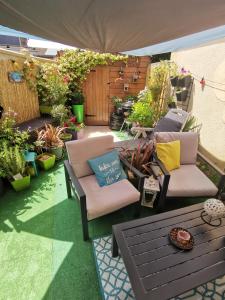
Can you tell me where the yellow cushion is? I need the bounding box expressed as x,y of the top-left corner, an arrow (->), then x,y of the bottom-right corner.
156,140 -> 180,171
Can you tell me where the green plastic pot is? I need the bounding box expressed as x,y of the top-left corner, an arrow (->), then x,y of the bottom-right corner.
37,153 -> 56,170
72,104 -> 84,123
11,175 -> 31,192
39,105 -> 52,115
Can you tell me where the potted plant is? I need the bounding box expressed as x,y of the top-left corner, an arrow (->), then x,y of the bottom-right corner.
177,74 -> 192,88
50,104 -> 69,126
112,96 -> 123,113
37,64 -> 69,115
0,143 -> 30,192
70,91 -> 85,123
36,124 -> 65,160
64,117 -> 85,140
176,88 -> 188,102
36,153 -> 56,171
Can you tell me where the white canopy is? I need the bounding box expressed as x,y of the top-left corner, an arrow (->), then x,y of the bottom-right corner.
0,0 -> 225,52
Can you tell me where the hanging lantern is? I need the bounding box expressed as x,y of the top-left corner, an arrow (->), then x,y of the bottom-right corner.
200,77 -> 205,90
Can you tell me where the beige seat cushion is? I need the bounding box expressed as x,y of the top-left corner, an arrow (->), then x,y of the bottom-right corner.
159,165 -> 218,197
154,132 -> 199,164
79,175 -> 140,220
66,135 -> 114,178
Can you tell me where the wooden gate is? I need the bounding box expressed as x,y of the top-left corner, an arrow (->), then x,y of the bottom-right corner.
84,66 -> 110,125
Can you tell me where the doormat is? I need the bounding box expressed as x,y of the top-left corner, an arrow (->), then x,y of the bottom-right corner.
93,235 -> 225,300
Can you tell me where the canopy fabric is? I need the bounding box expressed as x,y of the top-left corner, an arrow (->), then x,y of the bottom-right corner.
0,0 -> 225,52
123,25 -> 225,56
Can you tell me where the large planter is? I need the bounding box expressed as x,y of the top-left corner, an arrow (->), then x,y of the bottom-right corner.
176,89 -> 188,102
170,76 -> 178,87
11,175 -> 31,192
37,153 -> 56,170
49,146 -> 64,160
60,133 -> 72,143
72,104 -> 84,123
39,105 -> 52,115
177,75 -> 192,88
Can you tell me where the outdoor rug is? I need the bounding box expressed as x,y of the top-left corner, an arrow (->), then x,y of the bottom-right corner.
93,235 -> 225,300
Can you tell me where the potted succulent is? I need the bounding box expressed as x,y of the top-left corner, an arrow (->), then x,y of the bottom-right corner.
70,91 -> 85,123
176,88 -> 188,102
0,143 -> 30,192
36,124 -> 65,160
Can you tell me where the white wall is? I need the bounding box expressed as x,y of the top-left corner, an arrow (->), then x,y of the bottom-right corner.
172,42 -> 225,169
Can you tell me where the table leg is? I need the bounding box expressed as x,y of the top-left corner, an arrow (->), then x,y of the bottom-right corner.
112,231 -> 119,257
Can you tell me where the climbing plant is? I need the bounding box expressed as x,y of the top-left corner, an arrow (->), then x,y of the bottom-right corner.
57,49 -> 127,94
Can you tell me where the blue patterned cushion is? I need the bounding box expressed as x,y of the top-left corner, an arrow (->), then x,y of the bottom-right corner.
88,150 -> 127,187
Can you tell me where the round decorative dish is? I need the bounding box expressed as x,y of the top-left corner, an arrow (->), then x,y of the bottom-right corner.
169,227 -> 194,250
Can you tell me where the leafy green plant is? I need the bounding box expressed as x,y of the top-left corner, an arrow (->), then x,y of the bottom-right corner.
70,91 -> 85,105
0,142 -> 26,180
0,108 -> 30,150
51,104 -> 69,125
182,115 -> 198,132
37,64 -> 69,106
36,124 -> 65,149
112,96 -> 123,108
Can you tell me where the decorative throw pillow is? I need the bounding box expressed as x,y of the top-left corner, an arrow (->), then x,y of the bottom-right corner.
88,150 -> 127,187
154,117 -> 182,132
156,140 -> 181,171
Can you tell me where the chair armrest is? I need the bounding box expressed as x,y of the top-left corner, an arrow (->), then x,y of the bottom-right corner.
64,160 -> 86,199
152,152 -> 170,177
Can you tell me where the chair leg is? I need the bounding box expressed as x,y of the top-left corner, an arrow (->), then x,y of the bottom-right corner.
64,164 -> 72,199
80,196 -> 89,241
157,175 -> 170,212
133,201 -> 141,218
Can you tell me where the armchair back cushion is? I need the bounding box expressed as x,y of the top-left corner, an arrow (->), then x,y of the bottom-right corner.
154,132 -> 198,165
66,135 -> 114,178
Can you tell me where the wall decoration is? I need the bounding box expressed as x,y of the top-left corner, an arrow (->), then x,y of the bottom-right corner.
8,71 -> 24,83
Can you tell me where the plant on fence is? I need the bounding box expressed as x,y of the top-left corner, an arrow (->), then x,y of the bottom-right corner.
58,50 -> 127,93
0,108 -> 31,150
119,140 -> 155,175
37,63 -> 69,107
51,104 -> 70,126
128,88 -> 155,127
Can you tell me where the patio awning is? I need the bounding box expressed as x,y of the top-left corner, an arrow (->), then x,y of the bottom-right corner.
0,0 -> 225,52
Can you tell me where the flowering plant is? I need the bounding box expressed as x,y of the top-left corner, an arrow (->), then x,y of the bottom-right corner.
111,96 -> 123,108
64,116 -> 85,131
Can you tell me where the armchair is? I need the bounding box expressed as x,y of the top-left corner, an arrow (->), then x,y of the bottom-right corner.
150,132 -> 225,211
64,135 -> 144,240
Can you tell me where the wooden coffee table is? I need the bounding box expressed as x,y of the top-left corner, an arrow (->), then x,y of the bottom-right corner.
112,203 -> 225,300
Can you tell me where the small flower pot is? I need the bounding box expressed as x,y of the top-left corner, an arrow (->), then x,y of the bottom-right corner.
39,105 -> 52,115
37,153 -> 56,170
10,175 -> 31,192
170,76 -> 178,87
60,133 -> 72,142
176,89 -> 188,102
72,105 -> 84,123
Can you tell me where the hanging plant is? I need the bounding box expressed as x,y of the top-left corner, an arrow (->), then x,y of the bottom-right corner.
22,58 -> 39,91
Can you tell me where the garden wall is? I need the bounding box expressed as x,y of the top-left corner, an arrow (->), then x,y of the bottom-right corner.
0,48 -> 52,124
172,43 -> 225,170
83,56 -> 150,125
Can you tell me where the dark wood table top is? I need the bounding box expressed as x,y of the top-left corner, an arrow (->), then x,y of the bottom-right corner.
112,203 -> 225,300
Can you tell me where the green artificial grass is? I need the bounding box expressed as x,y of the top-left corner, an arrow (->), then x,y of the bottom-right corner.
0,153 -> 206,300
